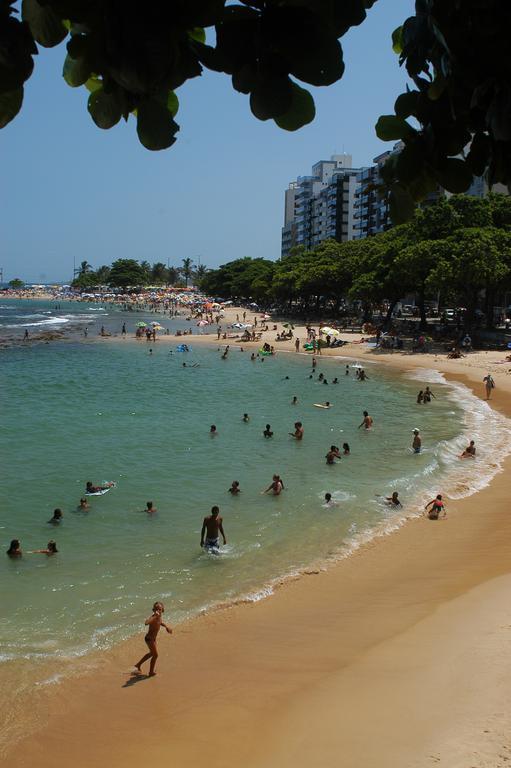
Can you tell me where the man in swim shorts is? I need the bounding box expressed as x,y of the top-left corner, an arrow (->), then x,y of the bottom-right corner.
200,506 -> 226,551
412,429 -> 422,453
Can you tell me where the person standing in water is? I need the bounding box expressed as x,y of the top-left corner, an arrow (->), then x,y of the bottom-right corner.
228,481 -> 241,495
200,506 -> 227,551
358,411 -> 373,430
133,601 -> 172,677
289,421 -> 304,440
262,475 -> 284,495
423,386 -> 435,402
412,429 -> 422,453
483,374 -> 495,400
424,494 -> 446,519
263,424 -> 274,438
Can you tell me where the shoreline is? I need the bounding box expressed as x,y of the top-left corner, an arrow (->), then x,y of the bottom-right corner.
4,305 -> 511,766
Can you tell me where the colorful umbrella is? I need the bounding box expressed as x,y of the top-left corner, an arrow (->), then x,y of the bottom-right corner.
136,321 -> 147,327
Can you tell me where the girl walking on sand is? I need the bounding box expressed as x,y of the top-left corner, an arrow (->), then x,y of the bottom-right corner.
134,601 -> 172,676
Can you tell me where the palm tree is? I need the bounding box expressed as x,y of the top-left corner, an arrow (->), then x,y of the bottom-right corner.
167,266 -> 179,286
76,260 -> 93,277
151,262 -> 168,284
181,257 -> 194,287
194,263 -> 208,288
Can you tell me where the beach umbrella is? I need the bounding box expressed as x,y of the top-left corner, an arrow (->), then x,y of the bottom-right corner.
320,326 -> 340,336
197,320 -> 209,326
136,321 -> 147,327
150,321 -> 162,327
262,313 -> 272,319
282,323 -> 294,329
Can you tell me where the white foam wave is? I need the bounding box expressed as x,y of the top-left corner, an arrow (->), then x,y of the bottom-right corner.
402,369 -> 511,498
2,317 -> 70,328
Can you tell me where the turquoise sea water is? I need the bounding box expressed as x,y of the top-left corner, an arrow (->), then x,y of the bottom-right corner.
1,298 -> 510,738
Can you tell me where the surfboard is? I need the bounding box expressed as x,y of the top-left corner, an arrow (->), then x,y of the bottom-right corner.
314,403 -> 332,409
85,482 -> 116,497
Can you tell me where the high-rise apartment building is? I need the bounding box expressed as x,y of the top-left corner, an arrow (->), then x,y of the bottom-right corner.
281,154 -> 361,258
282,143 -> 508,257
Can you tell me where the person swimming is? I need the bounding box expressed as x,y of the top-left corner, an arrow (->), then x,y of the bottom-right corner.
86,481 -> 114,493
342,442 -> 350,455
386,492 -> 402,506
210,425 -> 217,435
323,493 -> 338,507
291,396 -> 298,404
242,413 -> 250,422
6,539 -> 22,557
460,440 -> 476,458
47,509 -> 63,525
29,540 -> 58,555
78,497 -> 90,511
228,481 -> 241,495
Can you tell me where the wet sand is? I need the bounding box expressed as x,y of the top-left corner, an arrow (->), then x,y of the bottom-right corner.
5,307 -> 511,768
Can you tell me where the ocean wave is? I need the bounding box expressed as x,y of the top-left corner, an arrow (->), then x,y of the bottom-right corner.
2,317 -> 70,328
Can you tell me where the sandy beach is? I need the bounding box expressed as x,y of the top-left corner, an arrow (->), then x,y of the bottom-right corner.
5,304 -> 511,768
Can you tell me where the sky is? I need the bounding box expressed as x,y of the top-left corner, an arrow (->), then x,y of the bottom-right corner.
1,0 -> 414,283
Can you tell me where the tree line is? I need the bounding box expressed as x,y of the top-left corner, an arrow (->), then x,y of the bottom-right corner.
200,195 -> 511,330
72,256 -> 206,289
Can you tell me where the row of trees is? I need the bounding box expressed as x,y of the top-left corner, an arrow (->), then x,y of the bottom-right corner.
201,195 -> 511,329
72,257 -> 207,289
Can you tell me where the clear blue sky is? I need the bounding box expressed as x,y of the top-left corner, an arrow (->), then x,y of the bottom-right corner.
1,0 -> 414,283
